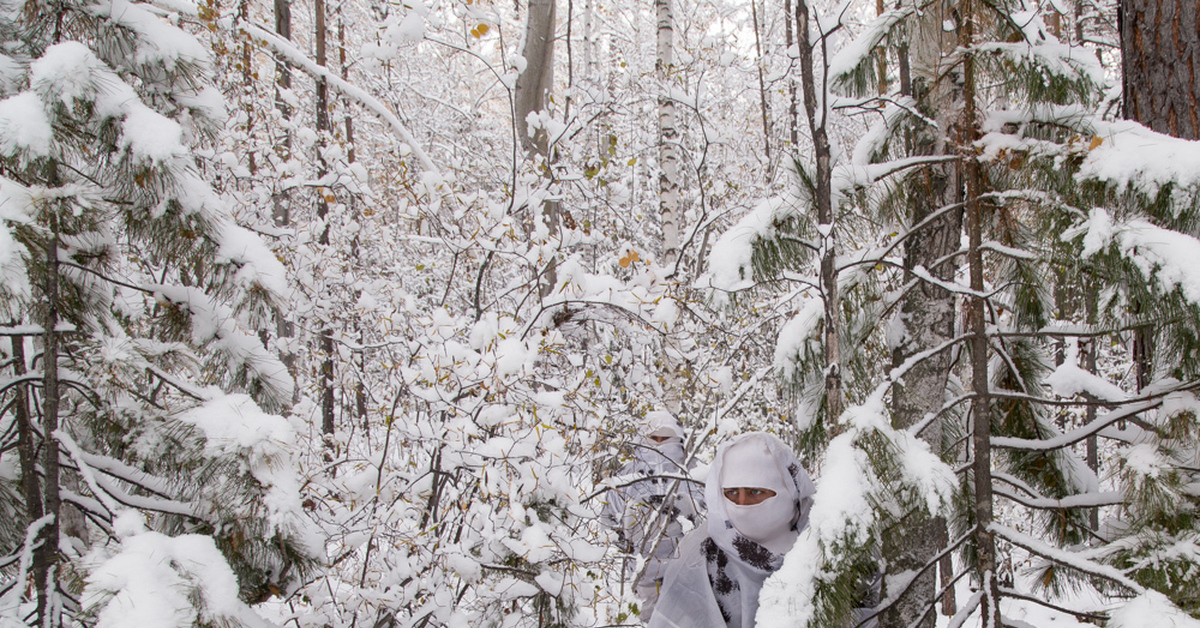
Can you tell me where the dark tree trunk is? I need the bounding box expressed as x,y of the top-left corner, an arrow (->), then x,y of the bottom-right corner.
784,0 -> 798,148
963,4 -> 1000,625
36,190 -> 64,628
273,0 -> 293,227
514,0 -> 556,159
1119,0 -> 1200,391
750,0 -> 772,181
314,0 -> 336,448
794,0 -> 841,421
273,0 -> 296,387
10,334 -> 42,528
1121,0 -> 1200,139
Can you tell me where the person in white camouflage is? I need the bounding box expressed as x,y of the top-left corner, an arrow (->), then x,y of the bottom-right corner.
602,411 -> 705,620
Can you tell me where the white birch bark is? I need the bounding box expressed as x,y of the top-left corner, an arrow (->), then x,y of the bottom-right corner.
656,0 -> 680,270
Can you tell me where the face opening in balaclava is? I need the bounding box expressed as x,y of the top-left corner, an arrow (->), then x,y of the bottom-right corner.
719,437 -> 800,555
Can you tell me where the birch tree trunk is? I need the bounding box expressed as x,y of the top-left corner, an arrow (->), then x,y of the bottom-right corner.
656,0 -> 680,270
881,1 -> 963,626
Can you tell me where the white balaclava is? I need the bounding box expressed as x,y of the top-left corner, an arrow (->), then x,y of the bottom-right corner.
719,436 -> 800,554
639,410 -> 685,466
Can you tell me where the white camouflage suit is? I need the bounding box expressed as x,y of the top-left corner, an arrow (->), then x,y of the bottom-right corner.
601,412 -> 705,620
649,432 -> 880,628
649,432 -> 813,628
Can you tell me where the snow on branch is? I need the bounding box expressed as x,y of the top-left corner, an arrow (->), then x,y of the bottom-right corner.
1078,119 -> 1200,194
88,0 -> 211,72
72,446 -> 177,499
975,41 -> 1105,89
700,195 -> 800,293
177,392 -> 316,545
149,283 -> 293,407
81,468 -> 196,518
991,394 -> 1163,451
81,513 -> 274,628
0,515 -> 54,612
774,299 -> 823,382
1046,340 -> 1128,402
991,523 -> 1144,593
833,155 -> 958,194
993,483 -> 1123,510
1078,208 -> 1200,308
908,265 -> 991,300
239,23 -> 440,178
827,8 -> 914,83
56,430 -> 124,516
758,389 -> 958,628
61,491 -> 116,531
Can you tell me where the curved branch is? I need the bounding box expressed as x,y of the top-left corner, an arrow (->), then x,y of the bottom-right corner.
240,23 -> 440,176
991,523 -> 1143,594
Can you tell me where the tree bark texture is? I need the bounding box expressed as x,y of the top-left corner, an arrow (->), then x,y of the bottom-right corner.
881,2 -> 963,626
657,0 -> 680,269
36,199 -> 63,627
238,0 -> 257,174
963,4 -> 1000,625
272,0 -> 293,228
1084,286 -> 1100,530
10,335 -> 42,527
751,0 -> 772,182
513,0 -> 560,297
272,0 -> 296,387
794,0 -> 841,421
514,0 -> 557,158
1121,0 -> 1200,139
314,0 -> 336,442
784,0 -> 798,148
1119,0 -> 1200,391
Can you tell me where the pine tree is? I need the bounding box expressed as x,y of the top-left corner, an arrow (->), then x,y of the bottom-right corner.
734,0 -> 1200,626
0,0 -> 320,625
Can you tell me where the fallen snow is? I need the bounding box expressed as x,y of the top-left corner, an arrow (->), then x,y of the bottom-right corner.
1109,590 -> 1200,628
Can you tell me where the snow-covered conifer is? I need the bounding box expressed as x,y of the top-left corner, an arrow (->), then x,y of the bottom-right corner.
0,0 -> 320,625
